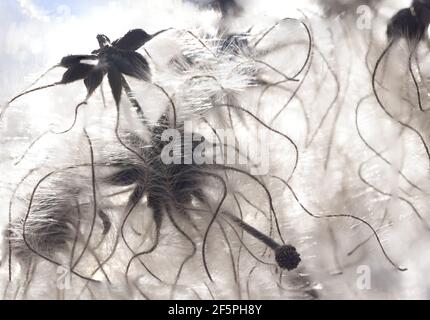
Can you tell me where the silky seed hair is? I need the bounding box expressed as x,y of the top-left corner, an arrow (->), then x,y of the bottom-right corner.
2,0 -> 429,300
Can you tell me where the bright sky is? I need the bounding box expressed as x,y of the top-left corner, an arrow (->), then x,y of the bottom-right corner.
0,0 -> 405,100
0,0 -> 107,97
0,0 -> 240,97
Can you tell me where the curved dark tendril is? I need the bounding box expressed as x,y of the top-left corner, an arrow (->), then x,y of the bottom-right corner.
348,208 -> 389,257
22,168 -> 98,282
77,228 -> 122,297
1,83 -> 59,121
356,94 -> 426,193
21,259 -> 36,298
306,46 -> 340,147
166,207 -> 197,299
8,169 -> 37,282
267,20 -> 313,125
120,188 -> 144,255
246,265 -> 257,299
272,175 -> 407,272
70,200 -> 81,271
201,172 -> 228,282
212,164 -> 286,245
125,232 -> 161,283
414,52 -> 430,103
79,240 -> 111,284
252,59 -> 299,82
235,191 -> 270,220
151,83 -> 177,129
134,279 -> 150,300
71,130 -> 99,273
114,102 -> 148,166
216,221 -> 238,284
372,40 -> 430,168
253,17 -> 308,55
323,24 -> 353,170
254,17 -> 312,121
6,82 -> 59,106
14,100 -> 87,166
26,65 -> 60,90
189,134 -> 239,287
235,190 -> 274,257
121,75 -> 146,122
125,205 -> 162,282
358,160 -> 430,230
210,104 -> 299,182
259,82 -> 311,144
408,42 -> 428,112
232,194 -> 245,294
185,30 -> 217,57
119,187 -> 163,283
